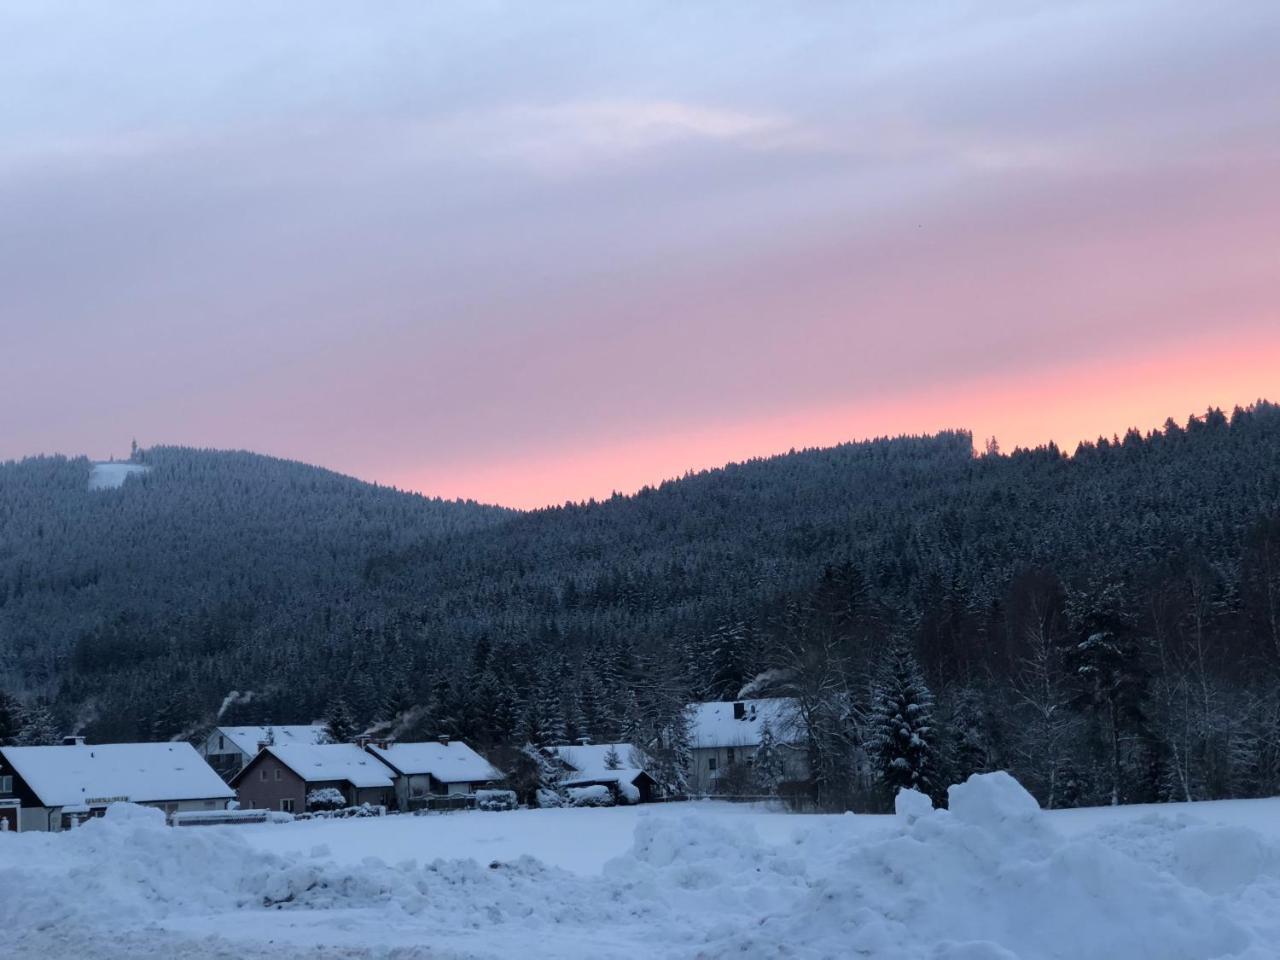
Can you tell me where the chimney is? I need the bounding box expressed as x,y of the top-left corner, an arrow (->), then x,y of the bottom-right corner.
256,740 -> 271,752
437,735 -> 450,746
355,735 -> 372,749
62,735 -> 87,746
733,702 -> 746,720
375,737 -> 393,750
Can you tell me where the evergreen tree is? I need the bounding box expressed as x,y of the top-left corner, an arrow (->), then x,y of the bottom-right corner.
753,720 -> 786,795
603,745 -> 622,770
868,643 -> 939,805
323,698 -> 357,744
16,702 -> 61,746
1069,616 -> 1149,806
0,691 -> 21,745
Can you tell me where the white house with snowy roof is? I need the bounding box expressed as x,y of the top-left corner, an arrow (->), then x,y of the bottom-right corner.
199,724 -> 327,779
365,737 -> 504,809
685,698 -> 807,794
546,742 -> 658,804
0,740 -> 234,832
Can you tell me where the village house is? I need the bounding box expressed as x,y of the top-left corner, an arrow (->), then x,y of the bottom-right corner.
686,698 -> 808,795
364,737 -> 503,810
231,743 -> 394,813
198,724 -> 327,779
547,741 -> 658,804
0,738 -> 234,832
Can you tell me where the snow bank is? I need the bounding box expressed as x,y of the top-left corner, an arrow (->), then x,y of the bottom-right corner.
4,778 -> 1280,959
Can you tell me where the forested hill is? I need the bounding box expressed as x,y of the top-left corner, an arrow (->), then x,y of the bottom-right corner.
0,446 -> 509,695
3,404 -> 1280,809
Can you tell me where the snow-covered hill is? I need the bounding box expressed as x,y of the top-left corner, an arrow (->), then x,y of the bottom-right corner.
3,773 -> 1279,959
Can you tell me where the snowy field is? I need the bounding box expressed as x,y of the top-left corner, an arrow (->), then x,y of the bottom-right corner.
4,773 -> 1280,960
87,462 -> 150,490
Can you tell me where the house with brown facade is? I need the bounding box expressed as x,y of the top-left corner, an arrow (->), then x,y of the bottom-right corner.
231,743 -> 394,813
0,739 -> 234,832
199,724 -> 327,779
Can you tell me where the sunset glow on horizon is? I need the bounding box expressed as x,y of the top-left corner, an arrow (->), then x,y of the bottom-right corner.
3,3 -> 1278,508
390,325 -> 1280,507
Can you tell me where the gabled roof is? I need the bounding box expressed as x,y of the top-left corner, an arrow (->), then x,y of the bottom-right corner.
244,743 -> 393,788
0,742 -> 234,807
213,725 -> 326,755
549,742 -> 649,786
365,741 -> 502,783
686,698 -> 800,749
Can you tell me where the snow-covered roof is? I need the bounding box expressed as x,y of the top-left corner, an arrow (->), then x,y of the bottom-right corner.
550,743 -> 650,785
214,725 -> 326,756
686,698 -> 800,749
0,742 -> 234,807
261,743 -> 393,788
365,741 -> 502,783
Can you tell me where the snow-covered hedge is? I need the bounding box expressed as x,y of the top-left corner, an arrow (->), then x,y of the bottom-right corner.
566,784 -> 614,807
306,787 -> 347,811
476,789 -> 517,811
535,787 -> 564,808
296,803 -> 385,820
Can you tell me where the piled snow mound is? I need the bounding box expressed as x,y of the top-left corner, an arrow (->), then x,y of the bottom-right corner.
705,773 -> 1256,960
3,780 -> 1280,959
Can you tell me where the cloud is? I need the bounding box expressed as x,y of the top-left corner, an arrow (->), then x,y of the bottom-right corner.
421,99 -> 813,176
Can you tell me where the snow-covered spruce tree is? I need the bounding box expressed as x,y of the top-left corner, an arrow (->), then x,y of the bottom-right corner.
16,702 -> 61,745
603,745 -> 622,769
1067,590 -> 1149,806
323,697 -> 357,744
868,642 -> 939,807
753,720 -> 786,796
0,691 -> 24,745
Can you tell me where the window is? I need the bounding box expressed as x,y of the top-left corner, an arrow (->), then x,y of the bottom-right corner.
707,757 -> 717,771
259,768 -> 266,781
0,775 -> 12,794
218,735 -> 224,751
274,769 -> 282,781
280,799 -> 295,813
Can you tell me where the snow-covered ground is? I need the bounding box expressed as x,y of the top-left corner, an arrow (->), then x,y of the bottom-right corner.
88,462 -> 150,490
4,774 -> 1280,960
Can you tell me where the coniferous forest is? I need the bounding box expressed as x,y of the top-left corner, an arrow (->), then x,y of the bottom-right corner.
3,401 -> 1280,811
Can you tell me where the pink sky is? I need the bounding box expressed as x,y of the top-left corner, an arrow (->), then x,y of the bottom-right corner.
2,3 -> 1278,508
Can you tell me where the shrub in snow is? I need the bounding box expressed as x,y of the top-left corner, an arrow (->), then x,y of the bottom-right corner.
476,789 -> 517,811
306,787 -> 347,811
566,784 -> 614,807
535,787 -> 564,808
296,803 -> 384,820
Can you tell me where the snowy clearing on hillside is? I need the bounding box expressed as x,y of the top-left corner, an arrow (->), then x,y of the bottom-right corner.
88,462 -> 150,490
4,774 -> 1280,960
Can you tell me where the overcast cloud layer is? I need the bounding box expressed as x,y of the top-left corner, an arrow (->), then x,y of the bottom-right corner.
2,2 -> 1278,506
